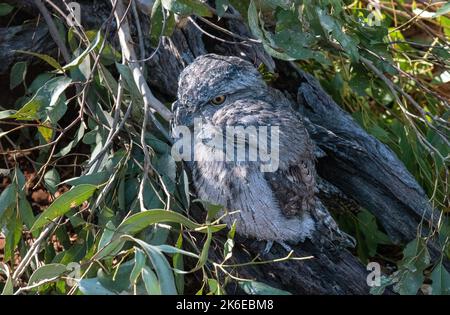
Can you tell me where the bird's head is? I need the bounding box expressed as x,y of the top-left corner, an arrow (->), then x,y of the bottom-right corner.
173,54 -> 267,127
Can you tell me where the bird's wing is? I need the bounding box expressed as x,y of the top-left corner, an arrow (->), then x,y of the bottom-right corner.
212,97 -> 318,218
264,158 -> 316,217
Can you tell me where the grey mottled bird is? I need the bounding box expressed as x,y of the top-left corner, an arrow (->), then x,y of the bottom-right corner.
172,54 -> 349,250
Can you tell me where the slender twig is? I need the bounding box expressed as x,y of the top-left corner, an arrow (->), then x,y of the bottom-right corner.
14,276 -> 60,295
112,0 -> 172,210
361,56 -> 446,161
129,6 -> 167,63
33,0 -> 71,63
85,80 -> 126,172
131,0 -> 145,69
139,103 -> 152,211
86,99 -> 133,172
204,3 -> 242,20
32,1 -> 119,187
188,16 -> 253,46
196,16 -> 261,44
45,0 -> 87,42
12,220 -> 59,283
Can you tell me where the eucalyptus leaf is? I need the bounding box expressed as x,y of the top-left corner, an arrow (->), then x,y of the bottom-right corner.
10,61 -> 27,90
44,169 -> 61,194
142,266 -> 161,295
28,264 -> 67,286
0,185 -> 17,222
15,50 -> 63,72
129,237 -> 177,294
431,262 -> 450,295
161,0 -> 213,17
62,31 -> 102,71
130,247 -> 147,285
78,278 -> 117,295
31,184 -> 98,231
0,263 -> 13,295
239,280 -> 292,295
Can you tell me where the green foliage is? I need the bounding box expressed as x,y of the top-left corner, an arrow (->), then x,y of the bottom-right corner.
246,4 -> 448,294
15,50 -> 64,72
239,280 -> 292,295
161,0 -> 213,17
246,1 -> 448,210
0,0 -> 448,295
10,62 -> 28,90
0,3 -> 13,16
431,261 -> 450,295
149,0 -> 177,47
371,238 -> 431,295
31,184 -> 98,231
336,209 -> 391,264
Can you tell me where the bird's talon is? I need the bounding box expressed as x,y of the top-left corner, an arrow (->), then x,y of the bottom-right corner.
262,240 -> 273,255
262,240 -> 292,255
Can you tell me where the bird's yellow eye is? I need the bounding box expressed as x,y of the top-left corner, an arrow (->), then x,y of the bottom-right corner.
211,95 -> 226,105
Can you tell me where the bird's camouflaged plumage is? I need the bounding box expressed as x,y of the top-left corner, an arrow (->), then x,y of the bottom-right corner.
172,54 -> 346,245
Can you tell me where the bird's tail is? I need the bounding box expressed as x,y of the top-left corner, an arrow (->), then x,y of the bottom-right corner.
311,199 -> 356,249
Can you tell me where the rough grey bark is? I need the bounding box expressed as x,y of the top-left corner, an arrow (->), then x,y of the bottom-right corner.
0,0 -> 112,76
233,238 -> 371,295
1,0 -> 442,294
295,71 -> 438,243
0,23 -> 55,75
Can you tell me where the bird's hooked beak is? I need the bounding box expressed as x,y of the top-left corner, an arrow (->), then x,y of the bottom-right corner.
171,100 -> 195,128
171,100 -> 180,129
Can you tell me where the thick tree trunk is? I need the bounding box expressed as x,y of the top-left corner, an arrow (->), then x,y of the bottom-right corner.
1,0 -> 442,294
